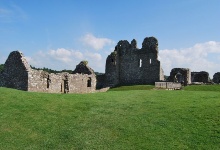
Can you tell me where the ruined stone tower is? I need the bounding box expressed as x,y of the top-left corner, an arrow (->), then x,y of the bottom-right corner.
104,37 -> 164,86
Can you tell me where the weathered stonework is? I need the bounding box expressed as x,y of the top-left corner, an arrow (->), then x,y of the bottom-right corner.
103,37 -> 164,87
168,68 -> 191,86
0,51 -> 96,93
213,72 -> 220,84
155,82 -> 182,90
191,71 -> 211,83
0,51 -> 30,90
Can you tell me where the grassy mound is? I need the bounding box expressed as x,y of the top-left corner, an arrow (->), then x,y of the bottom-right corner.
0,87 -> 220,149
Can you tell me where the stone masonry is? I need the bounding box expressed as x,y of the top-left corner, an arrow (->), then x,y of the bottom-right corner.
168,68 -> 191,86
102,37 -> 164,87
0,51 -> 96,93
191,71 -> 211,83
213,72 -> 220,84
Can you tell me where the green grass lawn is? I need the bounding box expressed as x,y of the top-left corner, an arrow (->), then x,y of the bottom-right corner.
184,84 -> 220,91
108,85 -> 154,91
0,86 -> 220,149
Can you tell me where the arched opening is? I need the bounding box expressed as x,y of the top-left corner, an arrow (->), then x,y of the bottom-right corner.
87,77 -> 92,87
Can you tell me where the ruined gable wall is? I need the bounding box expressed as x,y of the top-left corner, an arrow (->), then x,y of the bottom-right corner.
0,51 -> 30,90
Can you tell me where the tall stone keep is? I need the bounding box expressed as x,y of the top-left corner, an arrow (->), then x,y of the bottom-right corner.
105,37 -> 164,86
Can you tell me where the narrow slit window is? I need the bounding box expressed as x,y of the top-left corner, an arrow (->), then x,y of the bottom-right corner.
47,76 -> 50,89
139,59 -> 142,67
150,59 -> 152,64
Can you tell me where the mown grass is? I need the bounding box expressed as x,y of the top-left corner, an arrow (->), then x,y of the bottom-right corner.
0,86 -> 220,149
108,85 -> 154,91
184,84 -> 220,91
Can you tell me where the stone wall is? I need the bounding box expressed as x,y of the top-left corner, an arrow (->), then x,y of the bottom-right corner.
213,72 -> 220,84
105,37 -> 164,87
0,51 -> 96,93
0,51 -> 30,90
28,70 -> 96,93
191,71 -> 210,83
155,82 -> 181,89
96,74 -> 106,89
168,68 -> 191,86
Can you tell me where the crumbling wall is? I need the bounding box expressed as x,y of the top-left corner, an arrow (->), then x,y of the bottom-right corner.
28,70 -> 96,93
28,61 -> 96,93
104,37 -> 164,87
191,71 -> 210,83
168,68 -> 191,86
0,51 -> 31,90
213,72 -> 220,84
105,51 -> 120,87
0,51 -> 97,93
96,74 -> 106,89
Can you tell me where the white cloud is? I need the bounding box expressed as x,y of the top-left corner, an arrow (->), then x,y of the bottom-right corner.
47,48 -> 83,63
84,52 -> 104,70
159,41 -> 220,77
81,33 -> 115,50
27,48 -> 105,72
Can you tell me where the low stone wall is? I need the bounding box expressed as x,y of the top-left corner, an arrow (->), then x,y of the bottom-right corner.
155,82 -> 182,90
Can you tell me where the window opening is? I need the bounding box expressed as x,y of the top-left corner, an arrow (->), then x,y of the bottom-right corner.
87,77 -> 92,87
47,76 -> 50,89
139,59 -> 142,67
64,80 -> 69,93
60,83 -> 62,92
150,59 -> 152,64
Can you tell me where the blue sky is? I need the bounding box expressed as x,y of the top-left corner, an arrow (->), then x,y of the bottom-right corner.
0,0 -> 220,77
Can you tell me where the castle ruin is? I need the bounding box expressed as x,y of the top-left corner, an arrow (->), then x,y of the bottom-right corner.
0,51 -> 96,93
102,37 -> 164,87
191,71 -> 211,83
0,37 -> 164,93
1,36 -> 218,93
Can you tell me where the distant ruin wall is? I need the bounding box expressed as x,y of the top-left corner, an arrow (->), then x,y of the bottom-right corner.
191,71 -> 210,83
213,72 -> 220,84
168,68 -> 191,86
155,82 -> 181,89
